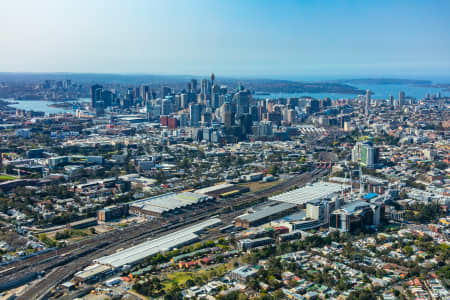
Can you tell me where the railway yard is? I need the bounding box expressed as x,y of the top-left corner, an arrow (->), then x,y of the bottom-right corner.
1,169 -> 327,300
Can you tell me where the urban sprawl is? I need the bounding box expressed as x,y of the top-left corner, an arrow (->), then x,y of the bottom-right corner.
0,74 -> 449,300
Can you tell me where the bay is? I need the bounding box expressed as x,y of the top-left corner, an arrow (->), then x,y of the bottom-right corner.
3,98 -> 90,115
253,83 -> 449,100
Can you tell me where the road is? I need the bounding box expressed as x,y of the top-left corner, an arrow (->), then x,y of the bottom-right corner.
13,169 -> 327,300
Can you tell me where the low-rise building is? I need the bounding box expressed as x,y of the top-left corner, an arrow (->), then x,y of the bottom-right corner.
230,265 -> 258,282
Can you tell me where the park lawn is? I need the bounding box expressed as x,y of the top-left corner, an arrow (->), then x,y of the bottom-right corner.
162,263 -> 231,291
0,175 -> 17,182
166,272 -> 194,286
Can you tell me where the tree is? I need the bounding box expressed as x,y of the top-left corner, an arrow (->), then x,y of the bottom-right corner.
273,290 -> 285,299
347,290 -> 377,300
185,279 -> 195,288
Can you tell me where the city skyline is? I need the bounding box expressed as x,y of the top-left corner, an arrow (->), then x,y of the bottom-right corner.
0,2 -> 449,297
1,0 -> 450,77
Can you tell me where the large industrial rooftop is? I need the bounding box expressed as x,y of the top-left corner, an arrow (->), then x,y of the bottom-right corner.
237,202 -> 297,224
269,182 -> 344,205
94,218 -> 221,268
129,192 -> 208,215
195,183 -> 235,195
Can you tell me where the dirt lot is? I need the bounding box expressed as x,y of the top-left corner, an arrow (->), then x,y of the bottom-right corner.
240,179 -> 282,193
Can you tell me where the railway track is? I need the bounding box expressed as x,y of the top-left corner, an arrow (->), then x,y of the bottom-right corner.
13,169 -> 328,299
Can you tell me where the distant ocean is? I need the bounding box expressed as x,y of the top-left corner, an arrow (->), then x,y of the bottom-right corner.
253,83 -> 449,100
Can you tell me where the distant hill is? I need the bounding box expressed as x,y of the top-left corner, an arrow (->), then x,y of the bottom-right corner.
0,72 -> 365,95
229,79 -> 364,94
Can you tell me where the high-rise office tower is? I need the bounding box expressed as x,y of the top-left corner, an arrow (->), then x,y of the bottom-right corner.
95,100 -> 105,116
161,86 -> 171,98
221,102 -> 232,128
322,97 -> 331,108
309,99 -> 320,113
101,90 -> 113,108
90,84 -> 103,108
287,109 -> 296,124
63,79 -> 71,89
287,97 -> 299,108
141,85 -> 150,100
238,114 -> 252,136
352,141 -> 378,168
180,93 -> 188,109
219,85 -> 228,95
123,88 -> 134,108
218,94 -> 227,108
189,103 -> 201,127
389,95 -> 394,106
150,88 -> 156,100
134,87 -> 140,100
211,92 -> 220,110
173,95 -> 181,112
200,79 -> 211,95
201,113 -> 212,126
250,106 -> 259,122
361,144 -> 377,168
365,89 -> 371,115
190,79 -> 198,93
161,98 -> 172,115
94,88 -> 103,107
398,91 -> 405,108
146,100 -> 152,121
211,83 -> 220,94
235,87 -> 250,117
257,105 -> 267,122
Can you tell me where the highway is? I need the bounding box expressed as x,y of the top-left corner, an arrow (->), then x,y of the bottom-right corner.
11,169 -> 327,300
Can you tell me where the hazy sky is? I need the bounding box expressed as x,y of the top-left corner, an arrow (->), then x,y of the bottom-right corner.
1,0 -> 450,78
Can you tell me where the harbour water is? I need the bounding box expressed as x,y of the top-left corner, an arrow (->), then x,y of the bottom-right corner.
253,83 -> 449,100
3,98 -> 90,115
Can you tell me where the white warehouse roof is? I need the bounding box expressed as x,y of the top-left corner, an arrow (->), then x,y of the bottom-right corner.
195,183 -> 235,194
270,182 -> 343,205
130,192 -> 208,214
94,218 -> 221,268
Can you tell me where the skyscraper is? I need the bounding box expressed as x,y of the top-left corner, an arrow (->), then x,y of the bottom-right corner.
234,86 -> 250,117
63,79 -> 71,89
221,102 -> 232,128
190,103 -> 201,127
161,86 -> 171,98
365,89 -> 371,116
101,90 -> 113,108
398,91 -> 405,108
90,84 -> 102,108
309,99 -> 320,113
95,100 -> 105,116
389,95 -> 394,106
180,93 -> 189,109
200,79 -> 210,95
287,109 -> 296,124
211,91 -> 220,110
141,84 -> 150,100
161,98 -> 172,115
352,141 -> 378,168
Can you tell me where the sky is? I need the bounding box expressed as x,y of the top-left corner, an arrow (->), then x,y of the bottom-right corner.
1,0 -> 450,79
